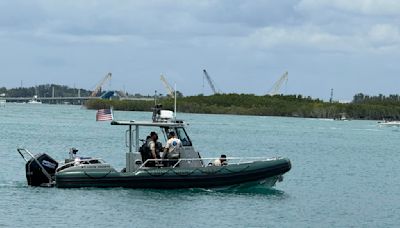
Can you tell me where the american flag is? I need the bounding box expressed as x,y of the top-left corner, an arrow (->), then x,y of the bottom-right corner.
96,109 -> 113,121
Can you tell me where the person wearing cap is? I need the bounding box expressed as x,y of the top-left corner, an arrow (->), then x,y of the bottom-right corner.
213,154 -> 227,166
163,131 -> 182,159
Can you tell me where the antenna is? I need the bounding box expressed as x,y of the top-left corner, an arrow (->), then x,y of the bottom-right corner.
174,84 -> 177,119
154,90 -> 157,105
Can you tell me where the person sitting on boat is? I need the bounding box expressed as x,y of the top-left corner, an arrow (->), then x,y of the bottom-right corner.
67,147 -> 82,165
163,131 -> 182,159
69,148 -> 79,160
213,154 -> 227,166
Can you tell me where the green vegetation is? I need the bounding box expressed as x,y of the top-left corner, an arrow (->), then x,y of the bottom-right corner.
85,93 -> 400,120
2,83 -> 399,120
0,84 -> 92,97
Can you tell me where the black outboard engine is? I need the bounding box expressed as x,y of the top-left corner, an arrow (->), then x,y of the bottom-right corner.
25,153 -> 58,186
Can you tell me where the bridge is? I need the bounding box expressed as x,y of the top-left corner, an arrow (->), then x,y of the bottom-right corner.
2,97 -> 153,104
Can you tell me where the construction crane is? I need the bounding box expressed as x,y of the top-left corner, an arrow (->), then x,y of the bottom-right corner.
203,69 -> 219,94
90,73 -> 112,97
160,74 -> 175,98
268,71 -> 288,96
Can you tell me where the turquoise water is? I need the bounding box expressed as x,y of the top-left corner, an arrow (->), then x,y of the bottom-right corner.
1,104 -> 399,227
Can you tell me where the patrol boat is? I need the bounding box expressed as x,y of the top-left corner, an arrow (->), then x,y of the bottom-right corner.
17,105 -> 291,189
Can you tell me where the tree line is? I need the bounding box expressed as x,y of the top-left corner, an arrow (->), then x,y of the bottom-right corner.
85,93 -> 400,120
2,84 -> 399,120
0,84 -> 180,98
0,84 -> 92,98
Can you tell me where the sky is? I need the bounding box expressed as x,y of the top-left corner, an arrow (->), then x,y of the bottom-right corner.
1,0 -> 400,101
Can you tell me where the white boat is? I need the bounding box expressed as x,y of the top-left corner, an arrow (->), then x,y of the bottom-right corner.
0,93 -> 5,107
379,121 -> 400,127
334,113 -> 349,121
28,100 -> 42,104
28,95 -> 42,104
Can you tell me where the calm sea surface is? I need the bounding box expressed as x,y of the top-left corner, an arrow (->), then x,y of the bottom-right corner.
1,104 -> 399,227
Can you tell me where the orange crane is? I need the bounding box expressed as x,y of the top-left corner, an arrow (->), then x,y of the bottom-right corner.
203,69 -> 219,94
268,71 -> 288,96
91,73 -> 112,97
160,74 -> 175,98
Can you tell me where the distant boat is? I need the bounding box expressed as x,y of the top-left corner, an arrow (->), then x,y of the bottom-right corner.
378,120 -> 400,127
28,100 -> 42,104
0,98 -> 6,107
334,113 -> 349,121
28,95 -> 42,104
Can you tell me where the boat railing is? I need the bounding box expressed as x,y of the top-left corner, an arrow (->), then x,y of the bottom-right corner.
17,148 -> 35,163
137,156 -> 280,170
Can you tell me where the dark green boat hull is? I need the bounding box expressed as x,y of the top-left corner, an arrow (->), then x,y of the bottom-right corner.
55,158 -> 291,189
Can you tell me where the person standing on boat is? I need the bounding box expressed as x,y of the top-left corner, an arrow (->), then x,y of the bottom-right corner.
148,132 -> 159,160
163,131 -> 182,159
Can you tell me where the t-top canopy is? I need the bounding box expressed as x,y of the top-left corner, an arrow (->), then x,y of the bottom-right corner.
111,120 -> 187,128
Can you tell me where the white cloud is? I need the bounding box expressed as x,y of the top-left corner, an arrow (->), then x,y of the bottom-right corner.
244,26 -> 359,52
243,23 -> 400,54
368,24 -> 400,44
297,0 -> 400,15
33,31 -> 127,44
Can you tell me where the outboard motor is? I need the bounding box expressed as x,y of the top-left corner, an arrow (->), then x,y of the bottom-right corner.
25,153 -> 58,186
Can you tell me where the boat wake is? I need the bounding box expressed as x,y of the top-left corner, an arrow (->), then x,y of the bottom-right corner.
189,184 -> 286,196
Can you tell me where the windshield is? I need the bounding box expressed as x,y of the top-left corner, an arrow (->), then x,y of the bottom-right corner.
175,127 -> 192,146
